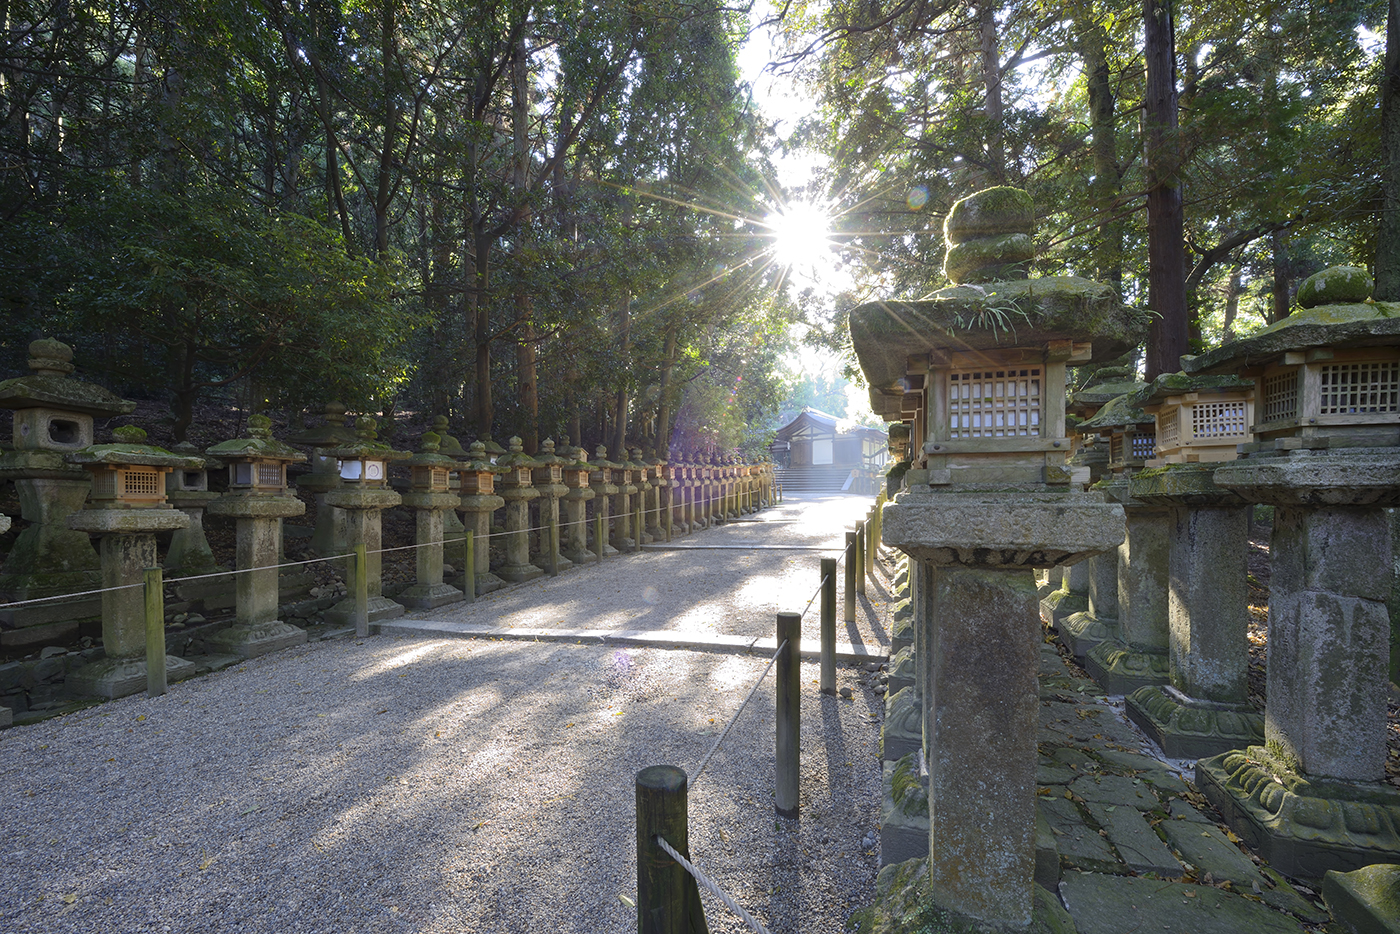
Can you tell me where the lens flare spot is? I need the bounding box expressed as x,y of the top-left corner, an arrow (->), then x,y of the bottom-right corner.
907,186 -> 929,211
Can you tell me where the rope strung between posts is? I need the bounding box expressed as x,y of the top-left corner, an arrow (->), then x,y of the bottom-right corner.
0,581 -> 143,610
653,833 -> 772,934
691,639 -> 786,788
799,572 -> 830,620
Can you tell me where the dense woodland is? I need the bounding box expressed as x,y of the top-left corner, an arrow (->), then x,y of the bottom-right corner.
1,0 -> 1395,453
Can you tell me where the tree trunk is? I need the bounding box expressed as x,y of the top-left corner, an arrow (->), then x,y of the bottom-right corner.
511,33 -> 538,453
1271,229 -> 1291,324
1142,0 -> 1189,379
1076,15 -> 1122,290
654,322 -> 679,456
1379,0 -> 1400,300
612,292 -> 631,456
978,0 -> 1006,185
1222,263 -> 1243,343
373,0 -> 399,259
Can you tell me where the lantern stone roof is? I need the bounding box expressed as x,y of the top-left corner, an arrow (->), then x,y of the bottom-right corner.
0,338 -> 135,417
532,438 -> 564,466
850,277 -> 1150,398
325,417 -> 410,461
1183,302 -> 1400,375
68,425 -> 204,469
458,441 -> 503,473
1078,392 -> 1155,432
1067,367 -> 1146,413
1134,371 -> 1255,406
287,402 -> 358,447
406,432 -> 458,470
495,436 -> 542,470
206,415 -> 307,464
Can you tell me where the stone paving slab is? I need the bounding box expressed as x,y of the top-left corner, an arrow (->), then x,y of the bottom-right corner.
1041,796 -> 1121,874
1058,871 -> 1307,934
1084,801 -> 1182,878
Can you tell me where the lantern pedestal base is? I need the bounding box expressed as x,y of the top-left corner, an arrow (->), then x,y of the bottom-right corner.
1126,685 -> 1263,759
496,561 -> 545,584
1057,610 -> 1117,661
1084,640 -> 1169,696
324,594 -> 404,626
398,581 -> 464,609
1197,745 -> 1400,879
531,554 -> 573,573
205,618 -> 308,659
68,654 -> 197,699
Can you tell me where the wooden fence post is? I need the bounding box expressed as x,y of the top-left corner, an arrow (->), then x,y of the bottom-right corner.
636,765 -> 709,934
145,566 -> 166,698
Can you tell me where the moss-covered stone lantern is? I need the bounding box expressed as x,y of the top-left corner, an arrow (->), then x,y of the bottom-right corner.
287,402 -> 357,556
203,414 -> 310,658
1137,372 -> 1255,466
528,438 -> 571,574
0,339 -> 136,644
322,417 -> 410,625
592,445 -> 622,555
398,432 -> 464,609
494,437 -> 544,582
849,186 -> 1144,930
65,426 -> 201,697
452,442 -> 505,596
560,446 -> 598,563
1176,266 -> 1400,877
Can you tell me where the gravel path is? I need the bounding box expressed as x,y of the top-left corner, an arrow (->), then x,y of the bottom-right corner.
0,494 -> 890,934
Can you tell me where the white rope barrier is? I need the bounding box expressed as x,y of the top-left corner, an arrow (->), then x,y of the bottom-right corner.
653,834 -> 772,934
691,639 -> 786,787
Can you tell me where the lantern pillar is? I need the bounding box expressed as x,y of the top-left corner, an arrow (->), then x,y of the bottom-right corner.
399,432 -> 465,609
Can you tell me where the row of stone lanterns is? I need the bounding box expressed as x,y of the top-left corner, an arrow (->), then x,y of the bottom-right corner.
858,179 -> 1400,929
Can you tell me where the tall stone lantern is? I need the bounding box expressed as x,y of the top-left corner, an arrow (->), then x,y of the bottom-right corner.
0,338 -> 136,645
287,402 -> 357,556
395,431 -> 464,608
560,446 -> 598,563
453,442 -> 506,596
203,415 -> 310,657
495,437 -> 545,583
1123,372 -> 1262,759
1180,266 -> 1400,876
65,426 -> 200,697
530,439 -> 572,573
1073,393 -> 1171,693
850,186 -> 1144,930
322,417 -> 409,626
592,445 -> 622,554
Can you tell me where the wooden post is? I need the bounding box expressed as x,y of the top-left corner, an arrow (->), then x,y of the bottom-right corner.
145,566 -> 166,698
635,501 -> 644,553
548,512 -> 560,577
776,611 -> 801,818
855,521 -> 867,596
664,485 -> 673,542
353,543 -> 369,638
844,532 -> 857,623
820,557 -> 836,695
595,507 -> 605,564
636,765 -> 709,934
866,508 -> 876,578
463,530 -> 476,604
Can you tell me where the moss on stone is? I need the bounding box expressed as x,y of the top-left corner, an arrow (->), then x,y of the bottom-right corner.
1183,302 -> 1400,375
943,233 -> 1035,285
1297,265 -> 1373,309
1078,392 -> 1153,431
944,187 -> 1035,244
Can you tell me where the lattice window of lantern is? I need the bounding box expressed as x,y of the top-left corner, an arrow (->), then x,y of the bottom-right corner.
92,471 -> 116,498
258,463 -> 283,487
948,368 -> 1042,439
1319,361 -> 1400,415
1191,400 -> 1249,439
1130,432 -> 1156,460
1158,409 -> 1180,448
1263,370 -> 1299,422
123,468 -> 162,497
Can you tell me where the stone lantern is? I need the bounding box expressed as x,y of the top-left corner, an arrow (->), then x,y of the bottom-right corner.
398,432 -> 464,609
202,414 -> 310,658
65,426 -> 200,697
528,439 -> 571,574
427,414 -> 470,550
670,455 -> 692,533
495,437 -> 544,583
287,402 -> 358,556
452,442 -> 505,596
1120,374 -> 1262,759
648,450 -> 672,541
608,446 -> 637,550
1070,392 -> 1171,694
0,338 -> 136,645
591,445 -> 621,556
849,186 -> 1144,930
161,441 -> 235,618
322,417 -> 410,626
560,446 -> 598,563
629,446 -> 655,543
1178,266 -> 1400,876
